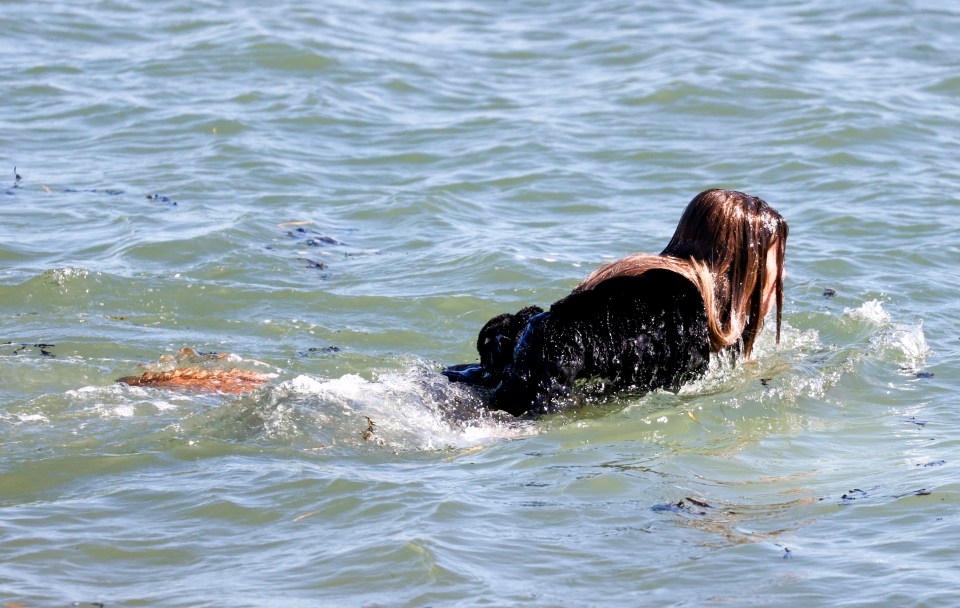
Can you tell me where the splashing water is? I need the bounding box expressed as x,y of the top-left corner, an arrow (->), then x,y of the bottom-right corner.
215,367 -> 538,452
845,300 -> 930,370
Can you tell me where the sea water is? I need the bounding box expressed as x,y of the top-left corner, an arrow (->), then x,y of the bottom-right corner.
2,1 -> 960,606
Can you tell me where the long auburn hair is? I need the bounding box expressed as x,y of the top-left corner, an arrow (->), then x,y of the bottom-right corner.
574,189 -> 788,358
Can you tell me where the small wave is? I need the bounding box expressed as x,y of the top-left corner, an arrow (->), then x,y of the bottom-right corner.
882,321 -> 931,371
843,300 -> 930,368
844,299 -> 891,324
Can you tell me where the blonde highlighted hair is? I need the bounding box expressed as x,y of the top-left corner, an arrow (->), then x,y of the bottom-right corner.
575,189 -> 788,357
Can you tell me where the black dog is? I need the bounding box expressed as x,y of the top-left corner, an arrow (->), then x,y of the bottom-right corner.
445,270 -> 710,417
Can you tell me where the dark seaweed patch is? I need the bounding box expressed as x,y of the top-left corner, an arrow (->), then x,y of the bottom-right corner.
64,188 -> 125,196
840,488 -> 868,501
651,498 -> 712,516
6,169 -> 136,199
893,489 -> 932,498
6,166 -> 22,194
146,193 -> 177,206
298,345 -> 342,357
361,416 -> 377,441
288,226 -> 347,246
298,257 -> 327,270
2,342 -> 56,357
281,223 -> 356,277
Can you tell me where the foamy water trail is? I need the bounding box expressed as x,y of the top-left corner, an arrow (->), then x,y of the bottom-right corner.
653,299 -> 932,421
239,367 -> 538,451
3,299 -> 928,454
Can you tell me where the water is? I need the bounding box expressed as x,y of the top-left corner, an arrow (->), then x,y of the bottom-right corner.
3,0 -> 960,605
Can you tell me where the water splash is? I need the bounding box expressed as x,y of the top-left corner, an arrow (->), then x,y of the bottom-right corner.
844,300 -> 930,370
844,299 -> 891,324
42,266 -> 91,287
3,300 -> 930,454
225,366 -> 537,451
884,321 -> 931,372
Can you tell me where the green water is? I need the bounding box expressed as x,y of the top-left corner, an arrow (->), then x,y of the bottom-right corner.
3,1 -> 960,606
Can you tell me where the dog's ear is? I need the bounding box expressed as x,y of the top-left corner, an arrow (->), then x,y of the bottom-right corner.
476,306 -> 545,373
510,306 -> 544,334
478,319 -> 512,371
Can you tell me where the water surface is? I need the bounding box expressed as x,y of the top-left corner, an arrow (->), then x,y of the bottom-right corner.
3,1 -> 960,606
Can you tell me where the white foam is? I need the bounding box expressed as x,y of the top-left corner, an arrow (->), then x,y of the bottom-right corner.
892,321 -> 930,359
95,403 -> 136,418
844,299 -> 891,324
65,384 -> 185,417
282,374 -> 333,395
882,321 -> 931,370
842,300 -> 931,365
272,368 -> 536,450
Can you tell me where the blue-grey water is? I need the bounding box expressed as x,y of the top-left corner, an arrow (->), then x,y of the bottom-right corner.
3,1 -> 960,606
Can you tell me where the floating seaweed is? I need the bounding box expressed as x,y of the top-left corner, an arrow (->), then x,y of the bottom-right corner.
277,222 -> 357,278
684,497 -> 713,509
651,497 -> 713,516
2,342 -> 56,357
840,488 -> 868,501
117,367 -> 269,394
286,226 -> 347,247
4,169 -> 145,200
116,347 -> 271,394
298,345 -> 342,357
298,257 -> 327,270
64,188 -> 124,196
146,193 -> 177,206
892,489 -> 932,498
5,166 -> 22,195
361,416 -> 377,441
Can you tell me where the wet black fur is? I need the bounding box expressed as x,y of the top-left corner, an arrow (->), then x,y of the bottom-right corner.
445,270 -> 710,417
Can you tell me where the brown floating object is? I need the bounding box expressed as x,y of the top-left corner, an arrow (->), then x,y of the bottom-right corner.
117,367 -> 270,394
